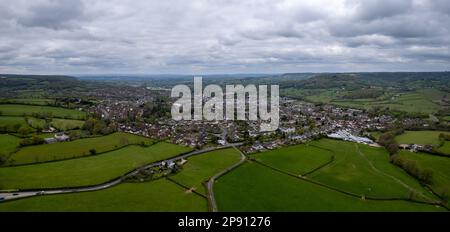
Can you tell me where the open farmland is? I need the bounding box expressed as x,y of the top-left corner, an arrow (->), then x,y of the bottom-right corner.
50,119 -> 85,131
0,104 -> 86,120
0,116 -> 33,132
0,147 -> 240,211
307,139 -> 436,201
0,134 -> 21,155
214,162 -> 444,212
396,151 -> 450,201
250,144 -> 333,175
170,148 -> 241,195
6,132 -> 154,165
395,131 -> 447,147
395,131 -> 450,155
0,179 -> 206,212
286,88 -> 446,115
0,98 -> 56,106
439,142 -> 450,154
0,142 -> 192,190
214,139 -> 445,211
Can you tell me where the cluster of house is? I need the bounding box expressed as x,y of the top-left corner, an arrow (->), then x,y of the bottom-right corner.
398,144 -> 433,153
85,95 -> 436,152
245,140 -> 286,153
89,101 -> 145,122
44,133 -> 70,144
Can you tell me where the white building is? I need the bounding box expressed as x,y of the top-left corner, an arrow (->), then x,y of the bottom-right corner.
328,130 -> 373,144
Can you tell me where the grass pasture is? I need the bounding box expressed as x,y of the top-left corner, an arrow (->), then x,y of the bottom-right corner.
0,104 -> 86,120
439,142 -> 450,154
289,88 -> 444,115
395,131 -> 447,147
0,179 -> 206,212
395,131 -> 450,155
0,116 -> 34,132
26,117 -> 46,129
170,148 -> 241,195
7,132 -> 153,165
0,98 -> 55,106
307,139 -> 436,201
397,151 -> 450,200
251,144 -> 333,176
51,119 -> 84,131
0,142 -> 192,190
214,162 -> 444,212
0,134 -> 21,155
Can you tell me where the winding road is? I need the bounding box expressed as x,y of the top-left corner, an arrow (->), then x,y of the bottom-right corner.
0,143 -> 243,202
206,146 -> 247,212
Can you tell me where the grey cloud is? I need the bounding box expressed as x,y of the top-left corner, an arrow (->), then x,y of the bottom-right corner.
0,0 -> 449,74
350,0 -> 412,21
16,0 -> 87,30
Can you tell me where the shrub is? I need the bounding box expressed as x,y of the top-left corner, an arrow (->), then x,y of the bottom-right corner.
89,149 -> 97,155
390,155 -> 433,184
20,135 -> 44,147
0,153 -> 6,165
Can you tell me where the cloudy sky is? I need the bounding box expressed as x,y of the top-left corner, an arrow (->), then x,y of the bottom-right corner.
0,0 -> 449,74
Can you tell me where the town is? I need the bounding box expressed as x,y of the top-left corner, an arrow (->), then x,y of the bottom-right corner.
86,86 -> 436,154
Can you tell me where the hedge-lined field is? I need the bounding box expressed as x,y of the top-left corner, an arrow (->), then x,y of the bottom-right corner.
170,148 -> 241,195
7,132 -> 153,165
51,119 -> 84,131
0,179 -> 206,212
397,151 -> 450,201
214,162 -> 444,212
0,142 -> 192,190
0,134 -> 21,155
307,139 -> 436,201
0,116 -> 33,132
0,104 -> 86,120
250,144 -> 333,175
395,131 -> 450,155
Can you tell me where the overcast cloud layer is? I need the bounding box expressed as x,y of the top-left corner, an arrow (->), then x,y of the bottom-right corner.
0,0 -> 449,74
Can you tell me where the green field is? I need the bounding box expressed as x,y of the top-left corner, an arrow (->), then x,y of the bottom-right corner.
251,144 -> 333,175
214,162 -> 444,212
397,151 -> 450,199
51,119 -> 84,131
0,98 -> 55,106
307,139 -> 436,201
395,131 -> 450,155
0,147 -> 240,211
0,179 -> 206,212
0,104 -> 86,120
332,91 -> 440,115
26,117 -> 46,129
395,131 -> 447,147
0,134 -> 21,155
170,148 -> 241,195
0,142 -> 192,190
6,132 -> 153,165
0,116 -> 33,132
369,131 -> 382,141
439,142 -> 450,154
284,88 -> 445,115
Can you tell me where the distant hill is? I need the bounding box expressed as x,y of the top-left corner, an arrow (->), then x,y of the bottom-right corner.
0,74 -> 82,98
292,72 -> 450,90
